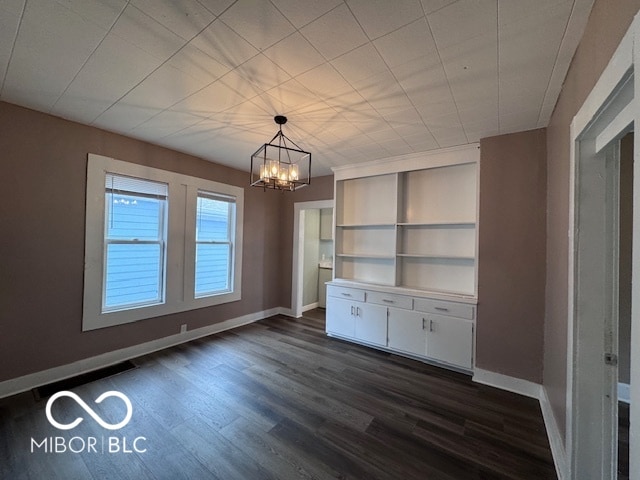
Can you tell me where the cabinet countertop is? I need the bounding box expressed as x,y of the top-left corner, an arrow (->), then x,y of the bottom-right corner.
327,279 -> 477,305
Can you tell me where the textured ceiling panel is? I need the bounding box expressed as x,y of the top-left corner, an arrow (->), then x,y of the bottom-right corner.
0,0 -> 595,175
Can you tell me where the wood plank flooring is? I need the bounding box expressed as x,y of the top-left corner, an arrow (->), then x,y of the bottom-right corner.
0,310 -> 557,479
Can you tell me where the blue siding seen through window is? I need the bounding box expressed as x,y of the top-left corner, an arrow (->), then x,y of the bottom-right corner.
195,194 -> 233,297
103,184 -> 167,311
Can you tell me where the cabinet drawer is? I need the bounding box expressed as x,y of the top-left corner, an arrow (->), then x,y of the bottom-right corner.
327,285 -> 365,302
366,291 -> 413,310
414,298 -> 475,319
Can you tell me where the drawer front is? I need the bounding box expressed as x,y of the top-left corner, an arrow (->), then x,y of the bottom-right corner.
327,285 -> 366,302
366,291 -> 413,310
414,298 -> 475,319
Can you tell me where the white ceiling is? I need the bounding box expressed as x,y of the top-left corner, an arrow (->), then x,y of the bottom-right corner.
0,0 -> 594,176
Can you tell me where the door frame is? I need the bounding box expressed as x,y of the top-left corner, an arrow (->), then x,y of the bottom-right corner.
567,14 -> 639,480
291,199 -> 334,318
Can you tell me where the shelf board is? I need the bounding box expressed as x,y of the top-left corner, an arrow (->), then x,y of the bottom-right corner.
336,223 -> 396,228
397,254 -> 475,261
336,253 -> 395,260
397,222 -> 475,227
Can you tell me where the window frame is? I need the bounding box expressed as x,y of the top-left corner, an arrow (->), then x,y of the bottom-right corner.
83,154 -> 244,331
194,191 -> 235,298
102,176 -> 169,312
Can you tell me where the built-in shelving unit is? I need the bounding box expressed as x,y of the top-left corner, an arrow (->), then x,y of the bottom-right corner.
333,147 -> 478,297
327,144 -> 479,373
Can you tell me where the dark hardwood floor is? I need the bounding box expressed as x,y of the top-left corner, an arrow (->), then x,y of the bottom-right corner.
0,310 -> 556,479
619,401 -> 630,480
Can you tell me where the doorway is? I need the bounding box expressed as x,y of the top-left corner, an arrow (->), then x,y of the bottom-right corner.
291,200 -> 334,318
568,21 -> 638,479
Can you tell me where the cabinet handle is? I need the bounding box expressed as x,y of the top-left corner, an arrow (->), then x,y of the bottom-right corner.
435,306 -> 449,312
429,319 -> 434,332
422,318 -> 426,330
351,306 -> 354,316
382,299 -> 394,304
342,293 -> 352,297
356,307 -> 361,317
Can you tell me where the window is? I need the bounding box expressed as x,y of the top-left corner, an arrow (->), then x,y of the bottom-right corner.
195,192 -> 235,297
104,174 -> 168,311
83,154 -> 244,331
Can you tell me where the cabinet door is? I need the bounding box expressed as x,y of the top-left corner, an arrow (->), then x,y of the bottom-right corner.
354,303 -> 387,346
426,314 -> 473,369
319,208 -> 333,240
388,309 -> 426,356
326,297 -> 356,338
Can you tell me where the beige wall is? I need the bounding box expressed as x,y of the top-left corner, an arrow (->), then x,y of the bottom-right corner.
544,0 -> 640,442
0,101 -> 332,383
477,129 -> 547,383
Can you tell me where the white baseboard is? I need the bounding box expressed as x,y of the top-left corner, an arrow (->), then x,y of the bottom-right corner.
473,368 -> 566,480
619,382 -> 631,404
0,307 -> 284,399
302,302 -> 319,313
539,387 -> 568,480
472,368 -> 542,399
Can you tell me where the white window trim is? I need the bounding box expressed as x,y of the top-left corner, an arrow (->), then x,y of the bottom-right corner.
83,154 -> 244,331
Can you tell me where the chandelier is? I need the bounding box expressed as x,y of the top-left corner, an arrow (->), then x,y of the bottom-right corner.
250,115 -> 311,191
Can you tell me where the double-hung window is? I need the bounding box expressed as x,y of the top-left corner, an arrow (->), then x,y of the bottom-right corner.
83,154 -> 243,331
195,192 -> 235,297
103,174 -> 168,311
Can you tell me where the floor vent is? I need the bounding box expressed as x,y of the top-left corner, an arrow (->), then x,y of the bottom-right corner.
32,361 -> 137,401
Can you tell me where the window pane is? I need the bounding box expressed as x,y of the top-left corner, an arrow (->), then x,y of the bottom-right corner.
196,196 -> 230,241
195,243 -> 230,296
104,243 -> 162,309
106,194 -> 162,241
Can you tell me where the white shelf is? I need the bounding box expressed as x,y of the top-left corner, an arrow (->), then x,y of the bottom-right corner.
337,223 -> 396,228
396,222 -> 475,227
396,254 -> 475,261
337,253 -> 396,259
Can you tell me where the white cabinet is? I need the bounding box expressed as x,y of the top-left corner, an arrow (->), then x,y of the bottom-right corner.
319,208 -> 333,240
326,287 -> 387,346
425,314 -> 474,370
387,309 -> 426,356
326,283 -> 476,371
354,302 -> 387,346
326,297 -> 357,338
328,146 -> 478,373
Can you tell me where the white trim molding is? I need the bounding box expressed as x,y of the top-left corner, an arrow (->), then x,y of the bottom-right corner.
473,368 -> 542,399
567,12 -> 640,480
540,387 -> 568,480
0,308 -> 286,399
473,369 -> 566,480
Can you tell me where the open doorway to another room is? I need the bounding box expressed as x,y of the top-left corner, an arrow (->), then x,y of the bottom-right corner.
291,200 -> 334,318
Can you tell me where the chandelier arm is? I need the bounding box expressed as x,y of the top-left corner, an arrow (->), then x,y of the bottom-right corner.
281,133 -> 306,153
267,131 -> 281,144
